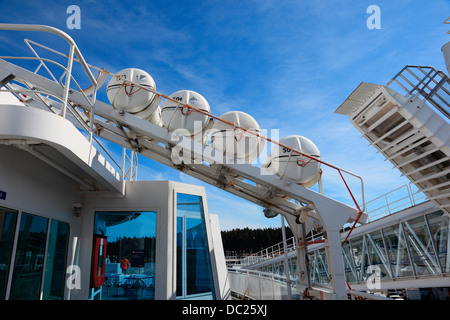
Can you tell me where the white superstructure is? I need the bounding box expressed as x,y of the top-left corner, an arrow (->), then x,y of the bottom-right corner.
0,90 -> 229,300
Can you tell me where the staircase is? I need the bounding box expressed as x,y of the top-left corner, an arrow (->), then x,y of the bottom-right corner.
336,66 -> 450,215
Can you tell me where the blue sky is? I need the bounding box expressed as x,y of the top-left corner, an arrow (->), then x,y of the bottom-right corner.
0,0 -> 449,230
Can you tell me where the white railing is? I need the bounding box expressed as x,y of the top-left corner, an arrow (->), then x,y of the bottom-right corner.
228,268 -> 394,300
0,24 -> 138,182
0,24 -> 97,119
366,183 -> 427,222
228,268 -> 298,300
227,183 -> 427,267
386,65 -> 450,120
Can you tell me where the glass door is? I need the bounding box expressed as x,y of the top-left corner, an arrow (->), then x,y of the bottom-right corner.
93,211 -> 157,300
176,193 -> 215,299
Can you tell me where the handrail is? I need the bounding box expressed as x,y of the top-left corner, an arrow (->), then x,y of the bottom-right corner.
387,65 -> 450,120
0,55 -> 96,107
0,23 -> 97,119
228,268 -> 394,300
0,24 -> 96,84
0,24 -> 139,182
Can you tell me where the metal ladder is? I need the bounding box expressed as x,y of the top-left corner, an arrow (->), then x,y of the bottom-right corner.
336,66 -> 450,215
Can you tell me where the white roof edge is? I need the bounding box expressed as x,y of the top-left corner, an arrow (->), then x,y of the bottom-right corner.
335,82 -> 381,116
0,102 -> 124,194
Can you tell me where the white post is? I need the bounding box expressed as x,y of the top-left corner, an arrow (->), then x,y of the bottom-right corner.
61,44 -> 75,118
294,223 -> 309,298
281,216 -> 292,299
324,229 -> 348,300
441,42 -> 450,76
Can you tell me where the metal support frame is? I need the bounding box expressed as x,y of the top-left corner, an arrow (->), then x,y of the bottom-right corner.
280,216 -> 292,299
387,65 -> 450,120
241,206 -> 450,295
302,209 -> 450,290
324,229 -> 347,299
337,76 -> 450,217
0,24 -> 370,299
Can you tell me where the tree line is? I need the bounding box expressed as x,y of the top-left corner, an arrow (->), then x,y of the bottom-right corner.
221,227 -> 293,257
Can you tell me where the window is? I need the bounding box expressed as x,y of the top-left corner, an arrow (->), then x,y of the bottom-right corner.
308,248 -> 329,284
9,213 -> 49,300
0,208 -> 69,300
365,230 -> 391,279
349,236 -> 364,281
426,211 -> 448,273
403,216 -> 440,276
43,220 -> 70,300
176,193 -> 215,299
342,243 -> 357,282
0,207 -> 18,299
93,211 -> 157,300
382,224 -> 412,278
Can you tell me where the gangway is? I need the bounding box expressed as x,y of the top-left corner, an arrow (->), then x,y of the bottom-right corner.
336,66 -> 450,216
0,24 -> 367,300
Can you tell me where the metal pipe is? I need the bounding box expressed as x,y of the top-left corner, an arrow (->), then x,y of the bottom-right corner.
0,23 -> 96,84
281,216 -> 292,299
61,44 -> 74,118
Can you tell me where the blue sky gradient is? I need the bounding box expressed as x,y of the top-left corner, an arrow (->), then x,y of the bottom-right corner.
1,0 -> 449,229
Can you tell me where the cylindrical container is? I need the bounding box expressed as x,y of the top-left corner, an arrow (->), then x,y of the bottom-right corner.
161,90 -> 211,138
211,111 -> 264,162
106,68 -> 158,115
264,135 -> 321,185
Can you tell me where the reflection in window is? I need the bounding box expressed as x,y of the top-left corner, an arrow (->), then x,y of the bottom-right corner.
403,217 -> 440,276
94,211 -> 157,300
43,220 -> 69,300
176,193 -> 215,299
342,243 -> 357,282
9,213 -> 48,300
0,207 -> 18,299
426,211 -> 448,273
365,230 -> 391,279
383,224 -> 412,278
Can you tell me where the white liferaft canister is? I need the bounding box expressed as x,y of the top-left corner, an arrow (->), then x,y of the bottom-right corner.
161,90 -> 211,138
211,111 -> 264,162
106,68 -> 158,115
264,135 -> 321,186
